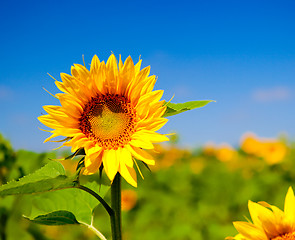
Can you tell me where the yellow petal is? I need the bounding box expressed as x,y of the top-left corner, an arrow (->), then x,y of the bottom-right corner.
119,162 -> 137,187
135,90 -> 164,118
85,145 -> 102,157
233,221 -> 267,240
135,66 -> 150,84
58,94 -> 84,115
59,73 -> 88,102
63,134 -> 87,151
84,159 -> 101,175
55,80 -> 68,94
269,205 -> 291,236
284,187 -> 295,222
138,118 -> 168,132
119,147 -> 133,168
118,54 -> 123,71
146,101 -> 166,119
134,129 -> 169,143
44,132 -> 59,143
134,58 -> 142,73
90,55 -> 101,77
55,128 -> 82,137
248,201 -> 278,238
125,145 -> 155,165
248,200 -> 264,227
129,65 -> 149,91
248,200 -> 274,227
141,75 -> 156,95
103,149 -> 119,182
129,137 -> 154,149
68,67 -> 93,99
84,149 -> 103,175
106,54 -> 119,94
43,105 -> 78,127
137,89 -> 163,106
225,233 -> 248,240
118,56 -> 135,95
95,61 -> 107,94
47,101 -> 81,120
72,64 -> 90,82
127,66 -> 151,103
38,115 -> 63,129
85,149 -> 102,166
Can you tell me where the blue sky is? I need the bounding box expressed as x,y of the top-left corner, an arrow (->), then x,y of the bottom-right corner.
0,0 -> 294,151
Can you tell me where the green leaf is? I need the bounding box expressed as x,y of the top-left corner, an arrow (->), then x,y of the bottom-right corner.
0,161 -> 77,196
163,100 -> 215,117
25,182 -> 110,225
25,210 -> 79,225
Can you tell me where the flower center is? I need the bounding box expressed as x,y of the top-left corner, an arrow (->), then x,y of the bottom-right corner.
79,94 -> 137,149
272,232 -> 295,240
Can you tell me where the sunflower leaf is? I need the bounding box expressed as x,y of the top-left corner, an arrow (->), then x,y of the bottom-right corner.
163,100 -> 215,117
0,161 -> 78,197
24,210 -> 79,225
24,182 -> 110,225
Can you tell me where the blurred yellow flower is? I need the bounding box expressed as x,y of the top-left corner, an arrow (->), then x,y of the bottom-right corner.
240,133 -> 262,155
38,54 -> 169,187
150,144 -> 190,170
227,187 -> 295,240
259,141 -> 287,165
216,143 -> 237,162
121,189 -> 137,211
240,133 -> 287,165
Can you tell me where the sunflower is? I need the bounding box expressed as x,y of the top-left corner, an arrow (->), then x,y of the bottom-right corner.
227,187 -> 295,240
38,54 -> 169,187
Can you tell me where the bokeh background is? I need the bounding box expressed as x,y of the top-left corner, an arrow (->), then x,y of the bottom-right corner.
1,0 -> 295,240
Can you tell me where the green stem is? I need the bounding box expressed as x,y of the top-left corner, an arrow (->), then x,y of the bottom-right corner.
110,173 -> 122,240
77,185 -> 114,217
80,221 -> 107,240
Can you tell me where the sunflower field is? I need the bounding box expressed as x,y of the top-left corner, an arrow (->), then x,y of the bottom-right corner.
1,131 -> 295,240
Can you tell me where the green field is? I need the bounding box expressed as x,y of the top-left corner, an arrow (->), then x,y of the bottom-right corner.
1,133 -> 295,240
